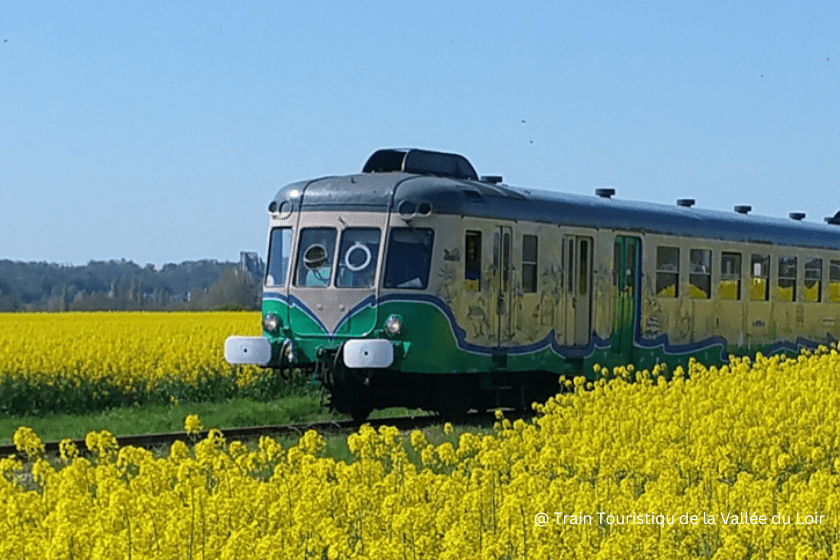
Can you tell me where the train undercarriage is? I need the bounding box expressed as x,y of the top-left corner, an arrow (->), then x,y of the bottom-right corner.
311,345 -> 561,422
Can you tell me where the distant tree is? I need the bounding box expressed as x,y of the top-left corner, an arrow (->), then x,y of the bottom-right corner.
0,258 -> 248,311
0,280 -> 17,311
195,268 -> 260,310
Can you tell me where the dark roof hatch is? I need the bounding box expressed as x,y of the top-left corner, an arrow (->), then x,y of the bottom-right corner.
363,148 -> 478,181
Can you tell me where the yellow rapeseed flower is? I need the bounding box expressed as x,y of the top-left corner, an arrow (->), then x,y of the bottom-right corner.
184,414 -> 203,436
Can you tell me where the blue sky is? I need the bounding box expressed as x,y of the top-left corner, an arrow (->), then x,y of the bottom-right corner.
1,1 -> 837,266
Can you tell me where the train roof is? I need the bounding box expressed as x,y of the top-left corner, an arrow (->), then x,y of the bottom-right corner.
271,151 -> 840,251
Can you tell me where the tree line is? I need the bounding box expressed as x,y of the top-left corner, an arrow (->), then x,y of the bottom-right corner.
0,258 -> 263,312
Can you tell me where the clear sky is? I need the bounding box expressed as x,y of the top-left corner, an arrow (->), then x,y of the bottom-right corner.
1,1 -> 837,267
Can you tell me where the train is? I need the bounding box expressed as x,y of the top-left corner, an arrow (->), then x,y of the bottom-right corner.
225,147 -> 840,421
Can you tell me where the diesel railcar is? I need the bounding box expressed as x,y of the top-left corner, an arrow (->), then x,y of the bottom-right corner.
225,148 -> 840,421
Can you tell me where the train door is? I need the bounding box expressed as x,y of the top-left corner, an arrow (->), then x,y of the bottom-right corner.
563,235 -> 594,346
494,226 -> 514,346
612,236 -> 640,361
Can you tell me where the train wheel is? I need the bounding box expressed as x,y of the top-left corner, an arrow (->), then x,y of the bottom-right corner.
434,378 -> 471,423
349,406 -> 373,423
331,346 -> 373,422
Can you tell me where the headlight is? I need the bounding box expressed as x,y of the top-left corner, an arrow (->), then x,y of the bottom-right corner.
384,314 -> 403,336
262,313 -> 280,333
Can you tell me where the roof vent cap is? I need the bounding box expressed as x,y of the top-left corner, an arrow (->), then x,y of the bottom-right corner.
734,205 -> 752,214
481,175 -> 503,184
677,198 -> 695,208
789,212 -> 806,221
595,188 -> 615,199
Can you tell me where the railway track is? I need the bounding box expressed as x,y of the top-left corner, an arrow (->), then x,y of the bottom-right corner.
0,411 -> 494,460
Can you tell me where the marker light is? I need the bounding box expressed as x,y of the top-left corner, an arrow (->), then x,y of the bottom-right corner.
385,314 -> 403,336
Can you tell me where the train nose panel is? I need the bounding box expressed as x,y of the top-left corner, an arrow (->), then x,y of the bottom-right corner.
289,290 -> 377,337
289,219 -> 384,338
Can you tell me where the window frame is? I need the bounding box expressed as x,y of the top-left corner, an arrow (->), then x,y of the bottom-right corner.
750,253 -> 770,301
720,251 -> 742,301
777,255 -> 797,302
656,246 -> 680,298
689,248 -> 711,300
804,257 -> 822,303
522,234 -> 538,294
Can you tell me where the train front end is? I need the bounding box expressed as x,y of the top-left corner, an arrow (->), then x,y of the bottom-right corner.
225,149 -> 459,421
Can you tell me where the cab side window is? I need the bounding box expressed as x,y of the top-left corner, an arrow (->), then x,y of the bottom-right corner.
265,228 -> 292,287
384,228 -> 435,289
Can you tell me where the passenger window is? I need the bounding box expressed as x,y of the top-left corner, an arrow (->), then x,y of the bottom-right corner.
336,228 -> 380,288
804,258 -> 822,303
689,249 -> 711,299
656,246 -> 680,298
384,228 -> 434,289
720,252 -> 741,301
522,234 -> 538,293
465,231 -> 481,291
265,228 -> 292,287
295,228 -> 336,287
777,256 -> 797,302
830,260 -> 840,303
750,254 -> 770,301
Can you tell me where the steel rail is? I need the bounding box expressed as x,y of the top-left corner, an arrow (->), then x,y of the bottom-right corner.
0,411 -> 492,460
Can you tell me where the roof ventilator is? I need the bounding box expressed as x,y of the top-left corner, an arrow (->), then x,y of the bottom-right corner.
595,188 -> 615,199
734,205 -> 752,215
677,199 -> 695,208
362,148 -> 478,181
789,212 -> 806,221
481,175 -> 503,184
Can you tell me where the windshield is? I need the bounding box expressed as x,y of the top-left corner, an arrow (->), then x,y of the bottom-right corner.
295,228 -> 337,287
336,227 -> 381,288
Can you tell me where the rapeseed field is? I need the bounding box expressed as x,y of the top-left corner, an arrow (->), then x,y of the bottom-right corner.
3,349 -> 839,558
0,312 -> 273,415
